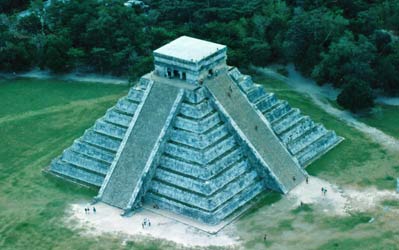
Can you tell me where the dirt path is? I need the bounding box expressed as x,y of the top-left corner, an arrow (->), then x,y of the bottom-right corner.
0,69 -> 129,85
0,94 -> 121,125
254,65 -> 399,152
66,202 -> 238,248
288,176 -> 399,216
375,96 -> 399,106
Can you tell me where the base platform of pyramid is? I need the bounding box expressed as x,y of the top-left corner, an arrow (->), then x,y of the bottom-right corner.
48,36 -> 343,225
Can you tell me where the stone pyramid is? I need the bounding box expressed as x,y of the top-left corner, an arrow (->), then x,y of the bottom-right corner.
49,36 -> 343,224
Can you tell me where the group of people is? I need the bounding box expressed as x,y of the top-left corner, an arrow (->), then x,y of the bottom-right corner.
142,217 -> 151,229
84,206 -> 96,214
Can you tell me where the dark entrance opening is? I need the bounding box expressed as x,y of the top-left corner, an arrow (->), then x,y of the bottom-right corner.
173,70 -> 179,78
208,69 -> 213,75
182,72 -> 186,80
167,69 -> 172,78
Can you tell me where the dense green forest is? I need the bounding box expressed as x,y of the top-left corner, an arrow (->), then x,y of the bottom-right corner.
1,0 -> 398,111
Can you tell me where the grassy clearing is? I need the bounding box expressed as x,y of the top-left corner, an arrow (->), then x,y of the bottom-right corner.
0,78 -> 127,116
357,104 -> 399,139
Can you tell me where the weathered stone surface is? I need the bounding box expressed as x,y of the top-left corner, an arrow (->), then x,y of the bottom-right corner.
229,68 -> 343,167
49,81 -> 148,187
49,37 -> 343,225
99,80 -> 181,209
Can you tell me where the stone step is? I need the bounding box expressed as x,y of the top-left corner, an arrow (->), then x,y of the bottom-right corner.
288,125 -> 327,155
184,88 -> 207,104
104,108 -> 132,128
115,97 -> 138,115
211,180 -> 264,222
228,67 -> 243,82
170,124 -> 229,149
179,100 -> 214,120
93,119 -> 127,140
272,109 -> 302,135
169,124 -> 229,149
50,160 -> 104,187
61,149 -> 109,175
174,112 -> 221,134
154,158 -> 249,196
82,129 -> 121,152
260,98 -> 282,114
144,178 -> 264,224
237,76 -> 254,93
264,100 -> 291,123
271,106 -> 297,126
127,88 -> 144,103
296,131 -> 339,165
247,85 -> 267,103
159,154 -> 205,178
164,135 -> 236,165
203,136 -> 237,164
70,140 -> 115,164
159,146 -> 243,180
148,170 -> 259,211
255,93 -> 278,113
279,117 -> 315,145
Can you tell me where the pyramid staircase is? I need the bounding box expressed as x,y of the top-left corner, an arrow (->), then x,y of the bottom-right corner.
228,68 -> 343,167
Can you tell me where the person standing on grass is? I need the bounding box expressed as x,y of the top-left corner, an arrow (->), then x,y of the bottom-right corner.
263,234 -> 267,241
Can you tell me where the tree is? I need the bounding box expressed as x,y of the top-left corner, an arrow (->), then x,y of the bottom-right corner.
43,34 -> 72,73
0,0 -> 29,13
248,42 -> 271,66
283,8 -> 348,75
337,79 -> 374,112
312,33 -> 376,87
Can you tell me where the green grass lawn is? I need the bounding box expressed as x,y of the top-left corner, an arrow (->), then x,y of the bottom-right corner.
357,105 -> 399,139
1,77 -> 399,250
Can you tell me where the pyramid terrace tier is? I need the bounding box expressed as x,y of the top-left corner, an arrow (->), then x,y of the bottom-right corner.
228,67 -> 343,167
48,78 -> 150,187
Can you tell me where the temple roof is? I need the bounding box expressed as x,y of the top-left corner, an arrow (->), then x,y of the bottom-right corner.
154,36 -> 226,62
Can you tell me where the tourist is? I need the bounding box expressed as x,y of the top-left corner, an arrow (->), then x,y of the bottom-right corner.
84,208 -> 87,214
93,207 -> 96,213
263,234 -> 267,241
321,187 -> 324,194
306,176 -> 309,184
255,125 -> 258,131
324,188 -> 327,196
292,176 -> 296,182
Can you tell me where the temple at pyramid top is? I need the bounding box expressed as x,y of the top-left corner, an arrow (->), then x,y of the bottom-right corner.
48,36 -> 343,227
153,36 -> 227,84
